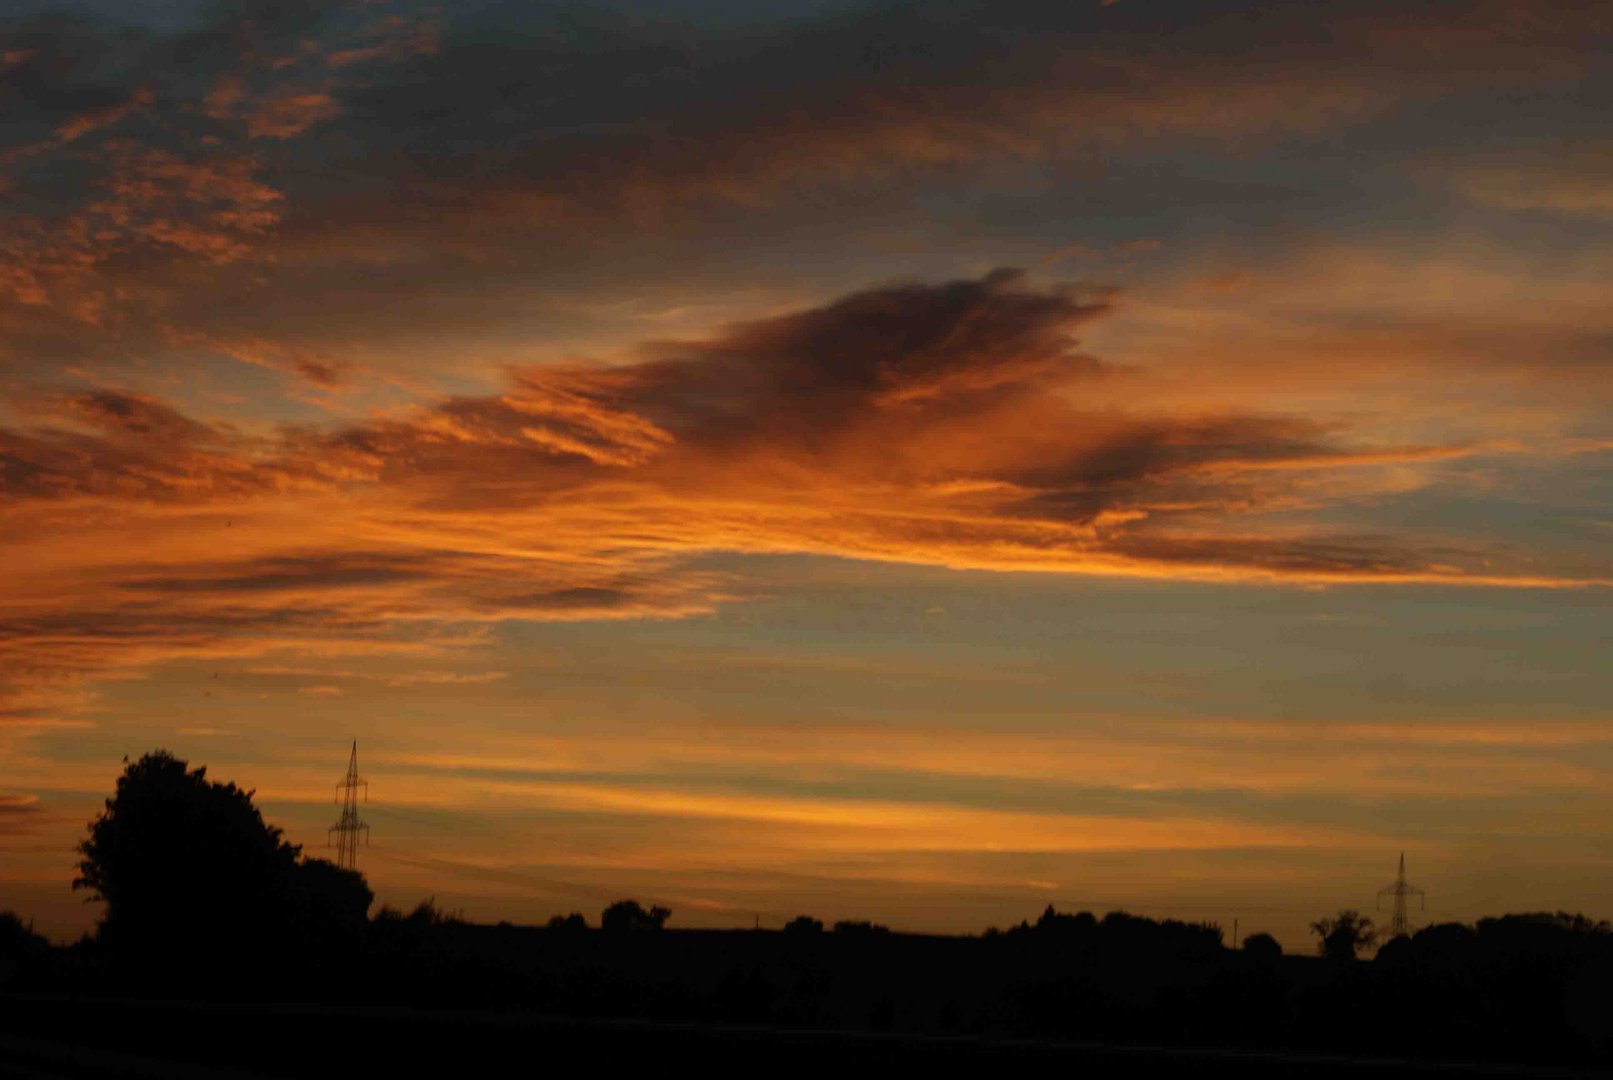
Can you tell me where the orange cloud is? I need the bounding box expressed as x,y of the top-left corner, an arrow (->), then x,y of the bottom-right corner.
54,87 -> 153,144
325,15 -> 440,68
245,92 -> 340,140
0,270 -> 1602,731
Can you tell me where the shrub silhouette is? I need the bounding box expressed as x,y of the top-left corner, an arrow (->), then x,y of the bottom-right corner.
832,919 -> 889,935
601,899 -> 671,931
546,912 -> 589,931
784,915 -> 824,934
372,899 -> 456,950
0,911 -> 49,988
1241,932 -> 1282,962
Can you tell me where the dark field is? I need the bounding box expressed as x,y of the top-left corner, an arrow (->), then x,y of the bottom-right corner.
2,994 -> 1608,1080
6,915 -> 1613,1078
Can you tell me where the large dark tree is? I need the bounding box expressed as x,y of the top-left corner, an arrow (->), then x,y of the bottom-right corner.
76,751 -> 371,960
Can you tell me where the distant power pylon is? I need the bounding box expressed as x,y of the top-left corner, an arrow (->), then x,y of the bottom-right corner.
1377,852 -> 1425,939
328,741 -> 370,871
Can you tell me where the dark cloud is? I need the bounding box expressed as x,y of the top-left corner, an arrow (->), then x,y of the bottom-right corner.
0,795 -> 42,836
0,792 -> 37,808
0,390 -> 273,501
1,268 -> 1522,592
0,270 -> 1471,537
62,389 -> 220,441
0,427 -> 252,502
5,0 -> 1607,386
6,266 -> 1552,730
292,0 -> 1607,204
611,269 -> 1111,446
0,14 -> 152,149
1010,416 -> 1334,501
117,551 -> 436,594
1108,534 -> 1434,578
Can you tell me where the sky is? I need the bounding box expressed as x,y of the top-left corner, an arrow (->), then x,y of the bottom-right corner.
1,0 -> 1611,950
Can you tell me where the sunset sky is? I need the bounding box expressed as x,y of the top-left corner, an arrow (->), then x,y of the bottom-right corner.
3,0 -> 1612,950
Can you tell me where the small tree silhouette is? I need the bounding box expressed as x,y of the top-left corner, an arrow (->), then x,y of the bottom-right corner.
1310,910 -> 1375,962
784,915 -> 824,934
601,899 -> 671,931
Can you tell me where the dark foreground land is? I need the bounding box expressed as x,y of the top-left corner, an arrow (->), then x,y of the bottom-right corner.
2,995 -> 1610,1080
6,912 -> 1613,1078
13,754 -> 1610,1075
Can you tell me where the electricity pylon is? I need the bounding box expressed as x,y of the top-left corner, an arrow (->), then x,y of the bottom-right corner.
1377,852 -> 1425,939
328,741 -> 370,871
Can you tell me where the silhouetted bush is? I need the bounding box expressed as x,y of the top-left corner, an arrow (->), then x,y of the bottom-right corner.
832,920 -> 889,935
1032,904 -> 1096,935
601,900 -> 671,931
547,912 -> 589,931
0,911 -> 49,988
1241,932 -> 1282,962
375,899 -> 456,930
784,915 -> 824,933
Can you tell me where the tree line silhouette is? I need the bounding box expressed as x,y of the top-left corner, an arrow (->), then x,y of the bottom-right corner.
3,751 -> 1612,1069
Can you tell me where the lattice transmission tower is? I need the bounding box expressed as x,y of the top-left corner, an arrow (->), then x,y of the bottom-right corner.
1377,852 -> 1425,939
328,741 -> 370,871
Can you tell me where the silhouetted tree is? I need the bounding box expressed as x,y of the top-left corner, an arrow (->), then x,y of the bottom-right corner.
784,915 -> 824,933
1241,932 -> 1282,962
293,857 -> 374,941
1033,905 -> 1097,935
75,750 -> 371,967
1310,910 -> 1375,962
601,899 -> 670,931
1479,910 -> 1612,938
546,912 -> 588,931
76,751 -> 302,952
